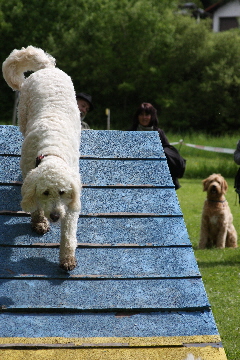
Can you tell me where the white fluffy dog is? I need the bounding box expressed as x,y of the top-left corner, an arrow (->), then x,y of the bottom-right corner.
199,173 -> 237,249
2,46 -> 81,271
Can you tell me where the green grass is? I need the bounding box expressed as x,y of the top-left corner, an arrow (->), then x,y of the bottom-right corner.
177,178 -> 240,360
164,133 -> 240,358
168,132 -> 239,178
167,133 -> 240,359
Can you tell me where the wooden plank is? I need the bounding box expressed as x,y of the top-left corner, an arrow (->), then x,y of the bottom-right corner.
0,215 -> 190,246
0,334 -> 223,347
0,126 -> 165,159
0,126 -> 23,155
0,311 -> 218,338
0,156 -> 22,183
0,186 -> 182,215
0,156 -> 173,187
0,335 -> 222,349
0,346 -> 227,360
0,278 -> 209,310
0,247 -> 199,278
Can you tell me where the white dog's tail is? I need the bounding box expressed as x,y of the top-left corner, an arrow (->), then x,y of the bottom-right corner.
2,45 -> 56,90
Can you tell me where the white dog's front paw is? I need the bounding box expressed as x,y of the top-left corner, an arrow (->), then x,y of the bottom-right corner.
31,211 -> 50,234
59,256 -> 77,271
31,219 -> 50,234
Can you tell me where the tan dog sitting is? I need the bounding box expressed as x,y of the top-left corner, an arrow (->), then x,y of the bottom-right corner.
199,173 -> 238,249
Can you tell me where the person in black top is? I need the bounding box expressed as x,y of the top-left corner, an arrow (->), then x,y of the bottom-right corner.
129,102 -> 185,189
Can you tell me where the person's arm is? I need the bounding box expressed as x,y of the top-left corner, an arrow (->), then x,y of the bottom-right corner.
234,140 -> 240,165
157,129 -> 170,147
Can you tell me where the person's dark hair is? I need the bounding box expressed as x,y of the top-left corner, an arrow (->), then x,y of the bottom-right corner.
129,103 -> 159,130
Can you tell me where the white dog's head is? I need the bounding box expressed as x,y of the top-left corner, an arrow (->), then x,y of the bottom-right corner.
202,173 -> 228,200
21,162 -> 80,221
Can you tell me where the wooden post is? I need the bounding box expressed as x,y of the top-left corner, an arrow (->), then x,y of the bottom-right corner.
105,108 -> 110,130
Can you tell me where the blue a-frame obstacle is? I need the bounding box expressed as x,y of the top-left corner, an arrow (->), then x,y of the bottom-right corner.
0,125 -> 227,359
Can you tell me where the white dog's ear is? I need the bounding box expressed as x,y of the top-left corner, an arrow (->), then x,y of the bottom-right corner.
21,169 -> 38,213
69,179 -> 81,212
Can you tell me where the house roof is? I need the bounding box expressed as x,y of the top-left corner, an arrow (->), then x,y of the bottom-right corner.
205,0 -> 225,13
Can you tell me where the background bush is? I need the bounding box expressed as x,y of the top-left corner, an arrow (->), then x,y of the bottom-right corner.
1,0 -> 240,134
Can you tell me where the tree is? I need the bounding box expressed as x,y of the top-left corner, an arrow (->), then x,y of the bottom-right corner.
156,16 -> 240,134
0,0 -> 77,123
0,0 -> 176,128
1,0 -> 240,134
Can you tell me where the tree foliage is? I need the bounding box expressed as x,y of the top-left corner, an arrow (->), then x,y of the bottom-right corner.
1,0 -> 240,134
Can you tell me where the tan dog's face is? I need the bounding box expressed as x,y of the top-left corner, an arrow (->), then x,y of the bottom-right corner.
202,173 -> 228,199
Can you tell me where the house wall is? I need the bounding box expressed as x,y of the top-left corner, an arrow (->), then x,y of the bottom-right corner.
213,0 -> 240,31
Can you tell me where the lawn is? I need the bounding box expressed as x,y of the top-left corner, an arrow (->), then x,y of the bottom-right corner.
168,132 -> 239,179
172,133 -> 240,360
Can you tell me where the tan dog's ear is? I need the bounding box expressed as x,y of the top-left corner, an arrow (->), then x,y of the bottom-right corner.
21,169 -> 38,213
222,178 -> 228,193
202,178 -> 209,192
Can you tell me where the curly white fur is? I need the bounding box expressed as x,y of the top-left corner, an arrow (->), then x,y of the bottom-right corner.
2,46 -> 81,271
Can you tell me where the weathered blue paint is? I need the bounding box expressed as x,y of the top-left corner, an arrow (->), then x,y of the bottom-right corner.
0,186 -> 182,215
80,130 -> 165,158
0,126 -> 165,158
0,247 -> 200,278
0,126 -> 23,155
0,278 -> 208,310
0,125 -> 223,354
0,156 -> 22,183
0,311 -> 218,338
0,156 -> 173,187
0,215 -> 190,246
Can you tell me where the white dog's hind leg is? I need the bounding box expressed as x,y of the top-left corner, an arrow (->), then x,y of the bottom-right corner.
59,211 -> 78,271
31,209 -> 50,234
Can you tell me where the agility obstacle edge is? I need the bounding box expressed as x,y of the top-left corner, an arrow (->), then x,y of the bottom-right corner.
0,125 -> 227,359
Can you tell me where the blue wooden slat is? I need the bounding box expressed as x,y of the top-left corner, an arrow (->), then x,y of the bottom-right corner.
0,126 -> 23,155
83,159 -> 173,186
0,278 -> 209,310
80,130 -> 165,158
0,311 -> 218,338
0,247 -> 199,278
0,126 -> 165,159
0,186 -> 182,215
0,216 -> 190,246
0,156 -> 22,183
0,156 -> 173,187
0,185 -> 21,210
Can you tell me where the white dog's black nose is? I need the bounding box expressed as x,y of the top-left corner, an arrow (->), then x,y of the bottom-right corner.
50,212 -> 60,222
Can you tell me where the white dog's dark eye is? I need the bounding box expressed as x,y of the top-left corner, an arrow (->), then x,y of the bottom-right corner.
59,190 -> 65,195
43,190 -> 50,196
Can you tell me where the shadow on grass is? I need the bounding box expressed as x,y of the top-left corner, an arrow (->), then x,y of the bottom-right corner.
196,260 -> 240,268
